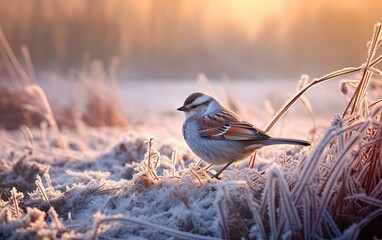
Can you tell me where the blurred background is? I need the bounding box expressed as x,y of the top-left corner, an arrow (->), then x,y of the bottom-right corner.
0,0 -> 380,80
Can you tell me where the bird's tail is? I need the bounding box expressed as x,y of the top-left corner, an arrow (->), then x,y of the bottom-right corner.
264,137 -> 311,146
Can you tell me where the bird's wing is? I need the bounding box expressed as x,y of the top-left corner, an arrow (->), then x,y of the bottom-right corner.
198,112 -> 270,141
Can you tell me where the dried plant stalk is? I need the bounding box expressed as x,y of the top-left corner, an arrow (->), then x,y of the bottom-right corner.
344,23 -> 382,116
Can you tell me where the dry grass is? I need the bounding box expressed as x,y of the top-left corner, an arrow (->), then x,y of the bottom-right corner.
1,22 -> 382,239
242,22 -> 382,239
0,25 -> 128,133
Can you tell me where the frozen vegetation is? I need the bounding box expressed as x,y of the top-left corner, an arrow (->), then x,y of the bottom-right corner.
1,24 -> 382,239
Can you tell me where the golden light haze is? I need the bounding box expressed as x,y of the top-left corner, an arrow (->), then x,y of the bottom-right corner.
204,0 -> 287,36
0,0 -> 380,79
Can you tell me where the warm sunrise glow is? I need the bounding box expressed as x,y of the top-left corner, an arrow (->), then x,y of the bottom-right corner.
0,0 -> 380,78
213,0 -> 287,35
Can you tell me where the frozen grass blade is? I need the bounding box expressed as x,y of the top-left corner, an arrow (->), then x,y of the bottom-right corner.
171,148 -> 177,177
20,124 -> 34,148
10,187 -> 24,217
44,170 -> 54,191
303,190 -> 312,239
347,194 -> 382,208
262,167 -> 302,237
218,183 -> 250,238
143,137 -> 160,181
344,23 -> 382,116
318,132 -> 366,195
35,175 -> 51,206
259,169 -> 278,238
24,84 -> 65,147
323,210 -> 341,238
0,25 -> 31,85
21,45 -> 37,83
215,197 -> 229,239
292,121 -> 366,202
91,215 -> 220,240
245,190 -> 267,239
48,207 -> 64,232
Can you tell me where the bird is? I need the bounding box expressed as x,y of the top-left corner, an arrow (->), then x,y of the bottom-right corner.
177,92 -> 311,179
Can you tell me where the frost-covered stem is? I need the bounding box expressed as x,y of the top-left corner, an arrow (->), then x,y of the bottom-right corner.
0,25 -> 31,85
347,194 -> 382,207
48,207 -> 63,231
344,23 -> 382,116
215,198 -> 229,239
313,133 -> 363,233
371,54 -> 382,66
318,122 -> 370,195
147,138 -> 153,171
303,190 -> 311,239
323,210 -> 341,237
21,45 -> 37,83
153,153 -> 160,171
247,198 -> 267,239
44,170 -> 54,191
11,187 -> 20,217
20,125 -> 34,148
36,175 -> 51,206
26,85 -> 61,134
292,121 -> 366,202
263,168 -> 302,237
265,67 -> 359,132
145,137 -> 159,180
91,217 -> 220,240
220,185 -> 249,236
346,69 -> 372,116
358,208 -> 382,230
171,148 -> 177,176
291,128 -> 336,201
273,169 -> 302,233
267,174 -> 278,239
369,99 -> 382,109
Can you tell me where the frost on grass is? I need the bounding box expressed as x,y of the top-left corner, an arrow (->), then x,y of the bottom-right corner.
1,104 -> 381,239
0,129 -> 224,239
1,23 -> 382,239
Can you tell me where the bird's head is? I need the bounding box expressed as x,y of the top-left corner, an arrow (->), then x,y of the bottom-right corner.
177,92 -> 223,119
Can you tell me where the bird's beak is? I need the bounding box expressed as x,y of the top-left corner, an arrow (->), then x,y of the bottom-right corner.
177,106 -> 188,111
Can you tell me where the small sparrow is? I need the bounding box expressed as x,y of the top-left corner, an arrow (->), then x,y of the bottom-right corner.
177,92 -> 311,179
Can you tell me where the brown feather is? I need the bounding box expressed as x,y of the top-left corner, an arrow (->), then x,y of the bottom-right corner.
198,111 -> 270,141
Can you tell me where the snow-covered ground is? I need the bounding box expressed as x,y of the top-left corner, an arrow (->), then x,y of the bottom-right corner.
0,78 -> 364,239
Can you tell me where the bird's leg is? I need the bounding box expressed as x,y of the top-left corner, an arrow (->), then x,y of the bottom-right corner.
212,162 -> 233,180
